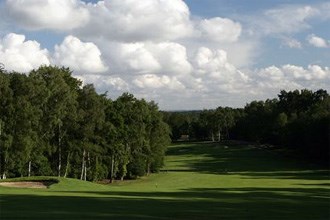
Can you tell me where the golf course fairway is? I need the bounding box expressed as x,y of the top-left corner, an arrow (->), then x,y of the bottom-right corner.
0,142 -> 329,219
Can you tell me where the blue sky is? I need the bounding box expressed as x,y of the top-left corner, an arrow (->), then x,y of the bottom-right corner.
0,0 -> 329,110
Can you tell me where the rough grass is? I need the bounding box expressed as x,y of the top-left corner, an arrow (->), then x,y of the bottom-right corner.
0,142 -> 329,219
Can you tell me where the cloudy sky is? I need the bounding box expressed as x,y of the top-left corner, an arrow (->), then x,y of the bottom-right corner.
0,0 -> 329,110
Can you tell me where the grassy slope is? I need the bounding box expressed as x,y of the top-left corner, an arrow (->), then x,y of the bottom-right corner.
0,142 -> 329,219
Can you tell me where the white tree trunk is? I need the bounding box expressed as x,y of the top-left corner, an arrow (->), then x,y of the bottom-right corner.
80,149 -> 86,180
58,148 -> 61,177
28,161 -> 31,177
58,122 -> 62,177
84,161 -> 87,181
110,155 -> 114,183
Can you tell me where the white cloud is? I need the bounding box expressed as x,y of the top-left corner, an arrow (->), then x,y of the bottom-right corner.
104,41 -> 192,76
0,33 -> 50,72
77,0 -> 194,41
281,37 -> 302,49
76,74 -> 129,91
247,5 -> 318,36
265,5 -> 318,34
253,64 -> 330,101
133,74 -> 185,90
115,42 -> 161,74
282,64 -> 329,80
53,35 -> 108,73
6,0 -> 89,30
307,34 -> 329,48
194,47 -> 249,83
257,64 -> 330,84
104,77 -> 129,91
258,66 -> 284,81
148,42 -> 192,75
199,17 -> 242,43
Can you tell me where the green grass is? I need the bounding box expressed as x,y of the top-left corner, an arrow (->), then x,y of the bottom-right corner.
0,142 -> 329,219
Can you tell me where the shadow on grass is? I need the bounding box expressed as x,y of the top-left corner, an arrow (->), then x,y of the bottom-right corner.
1,187 -> 329,220
166,142 -> 329,180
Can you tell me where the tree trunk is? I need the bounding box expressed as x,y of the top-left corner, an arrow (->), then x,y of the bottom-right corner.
85,151 -> 90,181
218,126 -> 221,142
64,152 -> 71,178
2,154 -> 7,179
58,147 -> 61,177
147,162 -> 150,176
80,149 -> 86,180
28,160 -> 31,177
110,155 -> 114,183
211,132 -> 214,142
84,161 -> 87,181
87,151 -> 91,169
58,123 -> 62,177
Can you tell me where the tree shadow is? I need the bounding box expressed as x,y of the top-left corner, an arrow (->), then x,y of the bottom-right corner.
1,187 -> 329,219
165,142 -> 329,180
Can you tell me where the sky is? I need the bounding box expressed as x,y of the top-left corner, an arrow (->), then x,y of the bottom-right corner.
0,0 -> 329,110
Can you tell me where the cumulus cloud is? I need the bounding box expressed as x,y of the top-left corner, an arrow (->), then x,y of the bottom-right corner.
282,64 -> 329,80
76,74 -> 129,91
194,47 -> 249,83
307,34 -> 329,48
148,42 -> 192,75
257,64 -> 330,88
0,33 -> 50,72
133,74 -> 185,90
116,43 -> 160,74
104,41 -> 192,76
6,0 -> 89,30
199,17 -> 242,43
53,35 -> 108,73
251,64 -> 330,101
258,66 -> 285,81
77,0 -> 194,41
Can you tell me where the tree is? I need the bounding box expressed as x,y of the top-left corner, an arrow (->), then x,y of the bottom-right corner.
30,66 -> 79,177
0,69 -> 13,178
0,65 -> 172,179
147,102 -> 170,173
77,84 -> 105,181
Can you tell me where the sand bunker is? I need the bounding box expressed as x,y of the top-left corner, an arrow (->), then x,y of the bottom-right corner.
0,181 -> 50,189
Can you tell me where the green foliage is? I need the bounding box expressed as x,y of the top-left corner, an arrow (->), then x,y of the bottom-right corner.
164,89 -> 329,164
0,66 -> 170,180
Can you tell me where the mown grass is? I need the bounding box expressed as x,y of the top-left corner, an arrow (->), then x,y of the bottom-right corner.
0,142 -> 329,219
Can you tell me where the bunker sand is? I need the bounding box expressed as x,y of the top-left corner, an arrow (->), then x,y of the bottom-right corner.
0,181 -> 49,189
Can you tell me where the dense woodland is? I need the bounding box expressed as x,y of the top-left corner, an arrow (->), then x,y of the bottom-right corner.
0,66 -> 170,180
0,65 -> 329,181
164,89 -> 330,164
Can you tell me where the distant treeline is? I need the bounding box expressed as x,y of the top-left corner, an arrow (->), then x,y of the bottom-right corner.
163,89 -> 330,164
0,66 -> 170,180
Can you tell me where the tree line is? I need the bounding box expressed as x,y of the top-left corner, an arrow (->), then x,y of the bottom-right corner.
0,66 -> 170,181
163,89 -> 330,164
